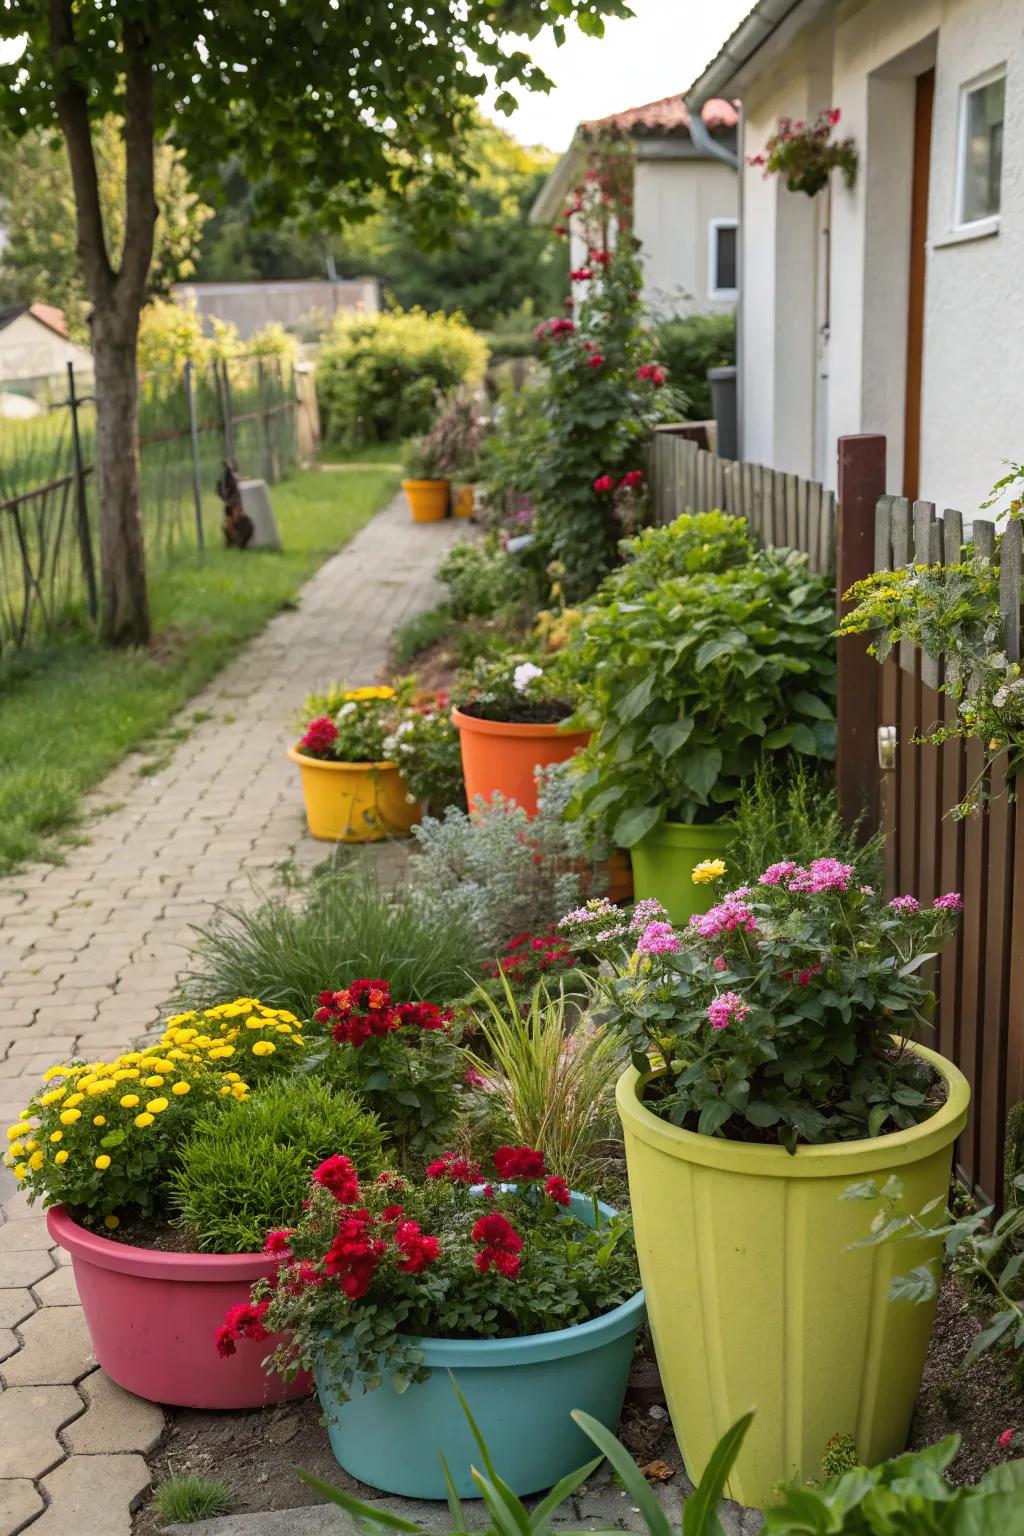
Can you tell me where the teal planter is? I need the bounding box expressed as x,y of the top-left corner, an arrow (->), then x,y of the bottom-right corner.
630,819 -> 734,926
313,1195 -> 646,1498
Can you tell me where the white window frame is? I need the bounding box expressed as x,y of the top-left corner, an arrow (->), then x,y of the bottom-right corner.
708,218 -> 738,300
953,63 -> 1006,233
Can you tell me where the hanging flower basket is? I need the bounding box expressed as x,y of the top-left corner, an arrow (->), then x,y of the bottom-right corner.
748,108 -> 857,197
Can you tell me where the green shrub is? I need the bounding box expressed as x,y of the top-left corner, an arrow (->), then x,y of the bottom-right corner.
391,604 -> 454,667
565,551 -> 836,844
728,760 -> 882,889
317,308 -> 488,448
176,866 -> 491,1016
654,311 -> 736,422
152,1474 -> 234,1523
438,535 -> 534,619
609,511 -> 753,597
170,1076 -> 385,1252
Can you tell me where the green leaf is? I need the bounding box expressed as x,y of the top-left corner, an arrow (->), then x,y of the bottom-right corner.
613,803 -> 662,849
649,718 -> 694,757
888,1264 -> 939,1304
295,1471 -> 423,1530
682,1412 -> 753,1536
966,1308 -> 1018,1362
792,689 -> 834,719
439,1457 -> 467,1535
571,1411 -> 675,1536
528,1456 -> 603,1530
614,673 -> 655,724
678,747 -> 723,801
695,636 -> 736,669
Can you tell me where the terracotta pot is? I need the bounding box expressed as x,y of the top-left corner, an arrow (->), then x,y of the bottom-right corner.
47,1206 -> 311,1409
451,707 -> 589,819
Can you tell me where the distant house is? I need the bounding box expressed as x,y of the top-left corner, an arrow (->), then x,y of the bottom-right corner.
531,95 -> 739,320
172,278 -> 381,341
0,303 -> 91,383
686,0 -> 1022,510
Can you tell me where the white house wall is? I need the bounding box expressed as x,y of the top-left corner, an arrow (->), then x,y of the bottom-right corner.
0,314 -> 91,383
632,157 -> 738,319
739,0 -> 1022,514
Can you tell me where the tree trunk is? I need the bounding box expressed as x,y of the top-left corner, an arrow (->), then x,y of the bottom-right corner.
91,301 -> 150,646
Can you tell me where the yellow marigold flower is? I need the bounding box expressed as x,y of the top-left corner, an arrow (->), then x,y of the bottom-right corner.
244,1019 -> 267,1030
60,1109 -> 81,1125
146,1098 -> 169,1114
24,1139 -> 38,1152
344,684 -> 395,701
171,1082 -> 190,1097
164,1013 -> 197,1029
49,1131 -> 63,1143
223,1072 -> 241,1083
691,859 -> 728,885
208,1046 -> 235,1060
93,1116 -> 106,1127
43,1066 -> 67,1081
104,1215 -> 119,1230
292,1035 -> 305,1045
64,1093 -> 85,1109
251,1040 -> 276,1057
8,1141 -> 25,1157
218,1085 -> 232,1096
119,1094 -> 140,1109
230,1083 -> 249,1099
40,1087 -> 67,1105
165,1049 -> 186,1061
13,1162 -> 28,1179
86,1081 -> 113,1096
94,1155 -> 111,1171
143,1076 -> 165,1088
54,1151 -> 69,1166
134,1113 -> 155,1128
7,1123 -> 30,1141
274,1023 -> 294,1035
118,1053 -> 142,1065
28,1150 -> 45,1171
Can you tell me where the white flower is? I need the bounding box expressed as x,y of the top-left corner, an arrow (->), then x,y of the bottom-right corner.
512,662 -> 543,694
336,701 -> 357,718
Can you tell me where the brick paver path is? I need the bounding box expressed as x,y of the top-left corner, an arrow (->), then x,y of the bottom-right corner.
0,492 -> 468,1534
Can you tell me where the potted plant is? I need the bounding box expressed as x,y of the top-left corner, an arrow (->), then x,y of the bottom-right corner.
747,108 -> 857,197
562,871 -> 969,1506
451,653 -> 588,818
288,684 -> 420,843
401,429 -> 450,523
431,388 -> 483,519
563,551 -> 836,923
227,1144 -> 644,1498
4,999 -> 385,1409
382,688 -> 466,817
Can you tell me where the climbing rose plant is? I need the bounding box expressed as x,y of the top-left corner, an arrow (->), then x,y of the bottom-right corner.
562,866 -> 963,1153
224,1147 -> 637,1395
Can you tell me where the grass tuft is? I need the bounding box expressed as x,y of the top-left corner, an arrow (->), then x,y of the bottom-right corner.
152,1473 -> 234,1523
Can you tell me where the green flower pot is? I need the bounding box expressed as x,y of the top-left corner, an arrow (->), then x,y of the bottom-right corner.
630,819 -> 734,926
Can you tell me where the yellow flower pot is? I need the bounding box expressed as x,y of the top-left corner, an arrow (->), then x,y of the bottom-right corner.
288,748 -> 420,843
616,1044 -> 969,1508
402,479 -> 449,523
451,484 -> 475,519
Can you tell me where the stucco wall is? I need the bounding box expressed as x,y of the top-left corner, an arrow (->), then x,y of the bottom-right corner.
633,157 -> 738,318
738,0 -> 1022,514
173,279 -> 380,340
0,314 -> 91,383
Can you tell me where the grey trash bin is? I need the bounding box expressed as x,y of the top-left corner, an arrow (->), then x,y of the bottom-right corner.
707,366 -> 737,461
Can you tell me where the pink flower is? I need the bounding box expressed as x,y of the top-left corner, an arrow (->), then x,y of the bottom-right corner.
888,895 -> 920,913
787,859 -> 853,894
636,363 -> 666,385
759,861 -> 796,886
691,898 -> 757,939
999,1428 -> 1015,1449
827,108 -> 841,125
795,965 -> 823,986
636,921 -> 679,955
707,992 -> 749,1031
618,470 -> 644,489
593,473 -> 614,493
586,353 -> 606,369
570,266 -> 594,281
464,1065 -> 488,1089
713,955 -> 727,972
590,249 -> 612,265
934,892 -> 964,911
629,898 -> 668,933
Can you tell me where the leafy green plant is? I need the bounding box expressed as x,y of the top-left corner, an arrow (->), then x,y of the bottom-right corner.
565,873 -> 963,1151
819,1431 -> 859,1480
748,109 -> 857,197
318,309 -> 488,449
608,511 -> 753,598
169,1077 -> 385,1252
454,650 -> 575,725
565,551 -> 836,846
402,431 -> 451,481
152,1473 -> 234,1523
467,977 -> 621,1189
438,535 -> 534,620
384,691 -> 465,817
295,684 -> 400,763
240,1147 -> 637,1391
728,760 -> 883,890
176,866 -> 490,1017
392,604 -> 455,667
652,312 -> 735,422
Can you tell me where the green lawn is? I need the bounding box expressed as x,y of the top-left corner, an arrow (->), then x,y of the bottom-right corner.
0,464 -> 399,874
316,440 -> 404,467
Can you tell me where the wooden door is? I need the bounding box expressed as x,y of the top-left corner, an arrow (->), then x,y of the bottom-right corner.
902,68 -> 934,501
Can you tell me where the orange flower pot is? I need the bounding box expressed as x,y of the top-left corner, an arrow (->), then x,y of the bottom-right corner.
451,707 -> 589,819
402,479 -> 449,522
451,484 -> 475,519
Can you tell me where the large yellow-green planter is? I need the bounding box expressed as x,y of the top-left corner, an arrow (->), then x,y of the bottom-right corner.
616,1046 -> 969,1509
288,747 -> 420,843
629,819 -> 734,926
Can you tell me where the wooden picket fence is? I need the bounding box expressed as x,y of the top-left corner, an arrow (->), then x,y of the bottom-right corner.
649,425 -> 836,574
649,424 -> 1024,1204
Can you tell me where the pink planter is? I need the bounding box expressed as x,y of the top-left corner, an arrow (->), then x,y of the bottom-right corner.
48,1206 -> 311,1409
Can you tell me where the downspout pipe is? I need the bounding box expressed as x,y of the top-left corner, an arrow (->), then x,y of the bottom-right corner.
685,104 -> 744,460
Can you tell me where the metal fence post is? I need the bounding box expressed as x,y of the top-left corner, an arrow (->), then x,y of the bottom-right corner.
221,359 -> 237,462
183,360 -> 205,555
67,361 -> 98,621
256,358 -> 273,484
836,433 -> 887,832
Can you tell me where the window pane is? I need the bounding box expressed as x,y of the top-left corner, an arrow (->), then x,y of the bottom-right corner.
715,225 -> 737,291
962,75 -> 1005,223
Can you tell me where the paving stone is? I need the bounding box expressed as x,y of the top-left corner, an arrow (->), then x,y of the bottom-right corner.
0,1249 -> 56,1289
0,1384 -> 82,1478
33,1451 -> 150,1535
32,1266 -> 79,1307
0,1290 -> 34,1329
65,1368 -> 164,1454
0,1217 -> 52,1252
2,1304 -> 94,1385
0,1476 -> 45,1534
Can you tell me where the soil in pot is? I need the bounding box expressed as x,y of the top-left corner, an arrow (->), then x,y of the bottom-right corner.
457,699 -> 575,727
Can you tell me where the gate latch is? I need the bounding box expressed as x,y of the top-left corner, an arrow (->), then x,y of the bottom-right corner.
877,725 -> 897,770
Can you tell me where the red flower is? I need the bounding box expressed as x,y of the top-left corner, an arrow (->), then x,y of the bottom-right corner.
493,1146 -> 547,1181
553,223 -> 567,236
493,1251 -> 521,1278
324,1214 -> 386,1299
570,266 -> 594,281
636,364 -> 666,385
396,1000 -> 452,1032
299,716 -> 338,754
426,1151 -> 482,1184
586,353 -> 606,369
545,1176 -> 571,1207
380,1204 -> 405,1222
999,1428 -> 1016,1449
395,1219 -> 441,1274
619,470 -> 644,489
262,1228 -> 294,1257
313,1154 -> 361,1204
593,474 -> 614,494
471,1210 -> 522,1253
215,1300 -> 270,1358
590,249 -> 612,265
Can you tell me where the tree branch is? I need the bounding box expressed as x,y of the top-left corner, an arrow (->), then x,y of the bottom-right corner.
118,17 -> 157,314
48,0 -> 113,305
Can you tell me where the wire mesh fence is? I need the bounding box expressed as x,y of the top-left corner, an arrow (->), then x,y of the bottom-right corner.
0,354 -> 299,655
